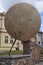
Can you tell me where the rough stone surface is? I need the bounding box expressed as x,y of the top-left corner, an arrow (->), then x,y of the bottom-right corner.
30,41 -> 41,64
22,40 -> 30,54
0,55 -> 35,65
4,3 -> 41,41
21,40 -> 41,63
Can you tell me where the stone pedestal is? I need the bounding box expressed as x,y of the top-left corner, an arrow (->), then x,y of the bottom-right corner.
22,40 -> 30,54
0,55 -> 34,65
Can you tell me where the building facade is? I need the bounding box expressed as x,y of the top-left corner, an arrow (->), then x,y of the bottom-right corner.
0,12 -> 23,51
36,32 -> 43,47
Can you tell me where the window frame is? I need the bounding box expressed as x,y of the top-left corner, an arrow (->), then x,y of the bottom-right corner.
5,36 -> 8,44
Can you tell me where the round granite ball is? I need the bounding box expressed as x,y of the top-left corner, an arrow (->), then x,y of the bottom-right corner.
4,3 -> 41,41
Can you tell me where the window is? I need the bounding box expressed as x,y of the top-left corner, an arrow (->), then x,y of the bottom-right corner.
38,41 -> 40,45
42,42 -> 43,46
17,42 -> 19,48
16,42 -> 19,50
10,37 -> 13,44
16,47 -> 19,50
0,18 -> 2,28
5,36 -> 8,43
38,33 -> 41,37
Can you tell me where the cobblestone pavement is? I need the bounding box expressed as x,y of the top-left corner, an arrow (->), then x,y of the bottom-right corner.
35,62 -> 43,65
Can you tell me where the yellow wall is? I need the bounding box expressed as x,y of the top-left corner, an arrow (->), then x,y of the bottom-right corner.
0,13 -> 23,51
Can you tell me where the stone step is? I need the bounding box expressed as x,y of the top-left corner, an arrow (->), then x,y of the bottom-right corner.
40,57 -> 43,59
40,54 -> 43,61
40,57 -> 43,61
40,54 -> 43,55
35,62 -> 43,65
40,59 -> 43,62
40,55 -> 43,57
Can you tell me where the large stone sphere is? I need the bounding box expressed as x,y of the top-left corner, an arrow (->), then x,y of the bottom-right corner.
4,3 -> 41,41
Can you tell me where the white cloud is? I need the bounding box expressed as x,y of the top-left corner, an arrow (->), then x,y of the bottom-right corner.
34,1 -> 43,12
0,6 -> 5,13
0,0 -> 37,12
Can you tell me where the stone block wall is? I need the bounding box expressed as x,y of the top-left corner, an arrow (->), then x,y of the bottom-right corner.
0,55 -> 35,65
30,41 -> 41,63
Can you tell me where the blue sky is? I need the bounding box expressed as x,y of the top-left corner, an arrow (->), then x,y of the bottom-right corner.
0,0 -> 43,32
